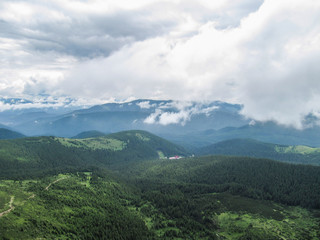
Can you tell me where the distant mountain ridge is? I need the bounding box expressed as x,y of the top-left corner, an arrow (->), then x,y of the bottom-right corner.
197,138 -> 320,165
1,98 -> 320,149
2,99 -> 248,138
72,130 -> 108,139
168,121 -> 320,149
0,128 -> 25,140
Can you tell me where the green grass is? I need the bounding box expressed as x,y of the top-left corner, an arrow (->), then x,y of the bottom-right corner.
0,180 -> 35,214
275,145 -> 320,154
212,193 -> 284,220
1,170 -> 320,239
56,137 -> 127,151
217,206 -> 320,240
129,201 -> 186,239
188,192 -> 320,240
157,151 -> 166,159
0,191 -> 10,211
135,133 -> 150,142
0,173 -> 152,239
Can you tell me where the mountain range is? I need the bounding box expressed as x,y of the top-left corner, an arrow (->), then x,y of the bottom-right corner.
1,98 -> 320,149
197,138 -> 320,165
1,128 -> 320,239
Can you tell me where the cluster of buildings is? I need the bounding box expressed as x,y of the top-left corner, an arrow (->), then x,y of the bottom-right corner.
168,155 -> 183,160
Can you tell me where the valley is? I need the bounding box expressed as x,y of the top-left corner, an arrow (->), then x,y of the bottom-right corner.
1,101 -> 320,239
0,130 -> 320,239
1,0 -> 319,238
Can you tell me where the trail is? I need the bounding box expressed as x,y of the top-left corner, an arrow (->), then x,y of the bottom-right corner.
28,194 -> 35,199
45,177 -> 67,191
0,177 -> 67,218
0,196 -> 15,217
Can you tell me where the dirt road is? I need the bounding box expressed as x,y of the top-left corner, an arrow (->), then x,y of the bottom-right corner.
0,177 -> 67,218
45,177 -> 67,191
0,196 -> 15,217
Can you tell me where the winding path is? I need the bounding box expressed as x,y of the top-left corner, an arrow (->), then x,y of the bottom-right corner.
45,177 -> 67,191
0,177 -> 68,218
0,196 -> 15,217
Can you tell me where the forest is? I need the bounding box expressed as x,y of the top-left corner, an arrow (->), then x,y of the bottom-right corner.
1,131 -> 320,239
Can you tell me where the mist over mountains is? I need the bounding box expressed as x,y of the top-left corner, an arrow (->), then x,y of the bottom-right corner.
1,98 -> 320,149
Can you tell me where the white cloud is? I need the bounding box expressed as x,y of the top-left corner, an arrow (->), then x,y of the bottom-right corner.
158,111 -> 191,125
136,101 -> 155,109
143,101 -> 220,125
0,96 -> 107,112
1,0 -> 320,129
144,109 -> 162,124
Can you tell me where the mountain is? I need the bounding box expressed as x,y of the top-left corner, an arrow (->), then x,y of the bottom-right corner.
2,155 -> 320,239
196,138 -> 320,165
116,155 -> 320,239
0,169 -> 153,240
3,99 -> 320,149
0,130 -> 187,179
0,97 -> 90,133
169,121 -> 320,149
123,155 -> 320,209
72,130 -> 108,139
0,128 -> 25,139
1,131 -> 320,239
6,99 -> 249,137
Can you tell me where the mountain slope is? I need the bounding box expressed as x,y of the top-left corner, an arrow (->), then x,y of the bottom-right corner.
115,155 -> 320,239
123,155 -> 320,209
0,171 -> 153,239
0,128 -> 25,140
168,121 -> 320,149
197,138 -> 320,165
0,130 -> 187,179
72,130 -> 108,139
10,99 -> 249,137
4,99 -> 320,149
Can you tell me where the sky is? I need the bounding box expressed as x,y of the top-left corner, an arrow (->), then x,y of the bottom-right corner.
0,0 -> 320,128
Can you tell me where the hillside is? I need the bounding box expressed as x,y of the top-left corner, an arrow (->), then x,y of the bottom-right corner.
197,138 -> 320,165
0,130 -> 187,179
117,155 -> 320,239
1,156 -> 320,239
5,99 -> 249,138
3,99 -> 320,149
0,171 -> 153,239
122,155 -> 320,209
0,128 -> 25,140
170,121 -> 320,149
72,130 -> 108,139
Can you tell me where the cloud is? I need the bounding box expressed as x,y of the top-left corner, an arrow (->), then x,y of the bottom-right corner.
58,0 -> 320,128
1,0 -> 320,129
0,96 -> 107,112
143,101 -> 220,125
136,101 -> 155,109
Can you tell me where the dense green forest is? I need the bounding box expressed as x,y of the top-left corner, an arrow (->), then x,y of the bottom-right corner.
122,156 -> 320,208
0,130 -> 186,179
1,164 -> 319,239
1,132 -> 320,239
119,156 -> 320,238
0,171 -> 154,239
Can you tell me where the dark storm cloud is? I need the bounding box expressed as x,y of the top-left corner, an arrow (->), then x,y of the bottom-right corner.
0,7 -> 177,58
0,0 -> 264,58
